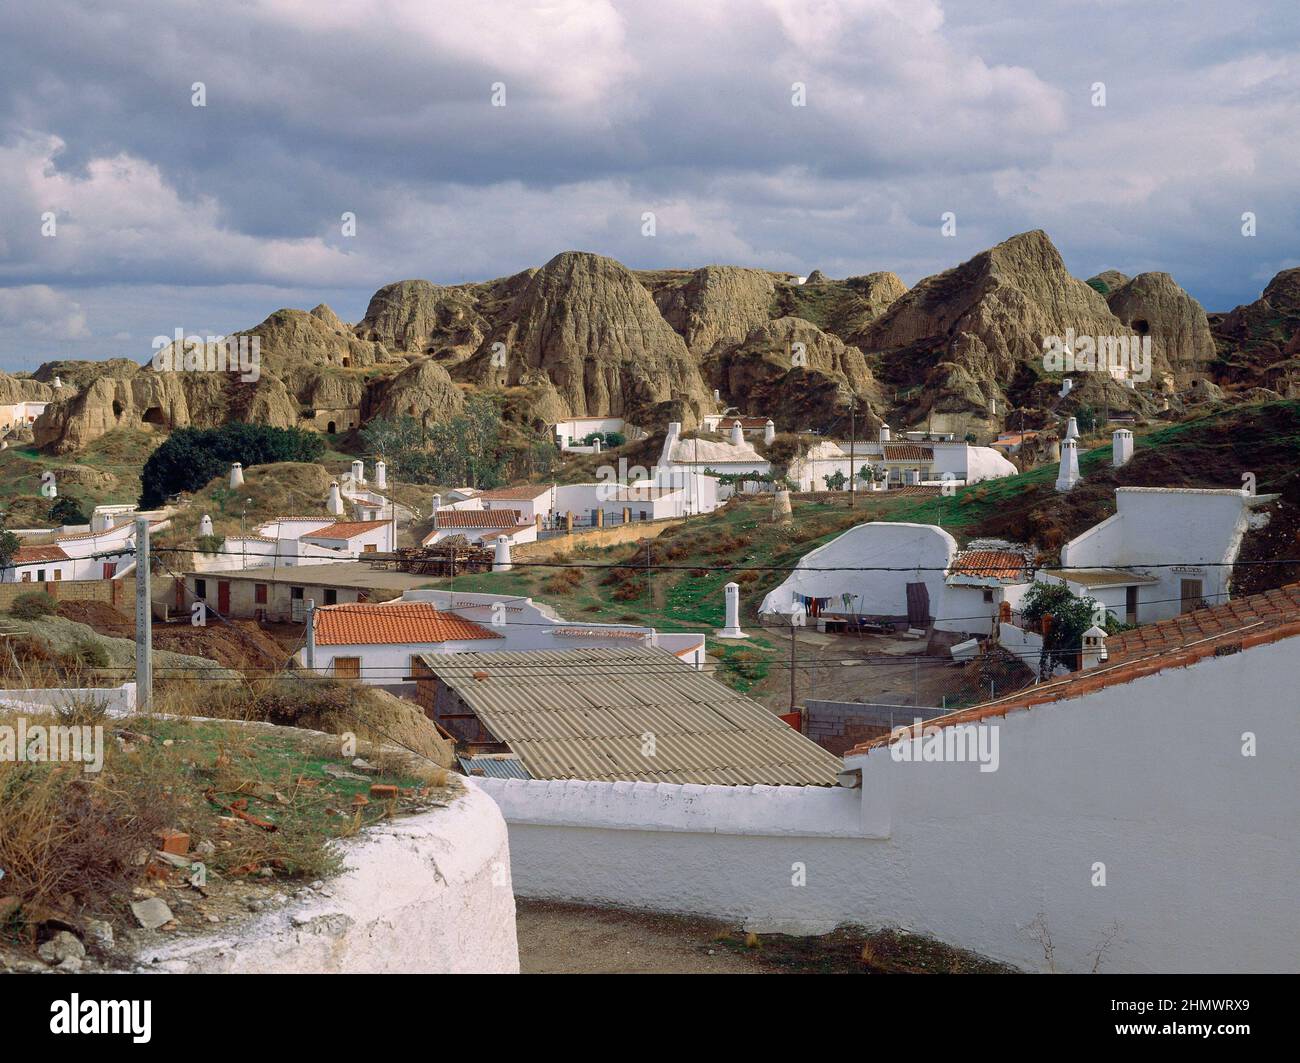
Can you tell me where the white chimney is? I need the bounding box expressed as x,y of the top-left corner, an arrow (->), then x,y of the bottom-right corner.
326,481 -> 344,516
351,459 -> 365,484
715,581 -> 747,639
879,423 -> 891,443
764,419 -> 776,445
198,514 -> 214,537
1059,378 -> 1073,398
431,493 -> 442,517
374,459 -> 387,489
230,462 -> 244,488
53,375 -> 63,389
493,535 -> 513,573
592,438 -> 601,453
771,488 -> 792,522
729,420 -> 744,446
1081,625 -> 1109,670
1112,428 -> 1134,468
1064,417 -> 1080,441
713,389 -> 721,404
1055,438 -> 1082,492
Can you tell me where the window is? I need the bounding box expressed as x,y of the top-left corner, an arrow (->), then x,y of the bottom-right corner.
362,544 -> 377,553
290,586 -> 304,599
53,570 -> 62,581
323,589 -> 338,606
20,572 -> 30,582
255,583 -> 268,604
332,656 -> 361,680
982,588 -> 994,603
37,569 -> 45,581
195,578 -> 207,599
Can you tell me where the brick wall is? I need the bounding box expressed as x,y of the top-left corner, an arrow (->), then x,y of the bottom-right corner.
803,699 -> 948,755
0,577 -> 136,611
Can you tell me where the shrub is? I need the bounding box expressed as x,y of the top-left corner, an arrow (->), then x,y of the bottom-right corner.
10,591 -> 58,620
47,496 -> 90,525
139,423 -> 325,508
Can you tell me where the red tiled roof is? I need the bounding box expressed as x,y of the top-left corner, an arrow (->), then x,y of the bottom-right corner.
949,549 -> 1029,582
845,583 -> 1300,757
12,545 -> 70,564
432,509 -> 523,529
314,602 -> 504,646
478,486 -> 553,501
301,520 -> 389,540
882,443 -> 934,461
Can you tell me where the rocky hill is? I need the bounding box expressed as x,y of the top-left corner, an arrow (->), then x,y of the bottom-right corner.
20,231 -> 1295,458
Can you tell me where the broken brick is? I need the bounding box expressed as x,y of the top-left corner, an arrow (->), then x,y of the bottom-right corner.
154,829 -> 190,855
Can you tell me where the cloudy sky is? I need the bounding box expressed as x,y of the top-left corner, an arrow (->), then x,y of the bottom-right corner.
1,0 -> 1296,370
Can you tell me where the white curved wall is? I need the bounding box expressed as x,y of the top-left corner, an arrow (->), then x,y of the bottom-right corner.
135,783 -> 519,973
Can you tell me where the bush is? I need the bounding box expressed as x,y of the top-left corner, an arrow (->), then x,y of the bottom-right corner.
47,496 -> 90,525
10,592 -> 58,620
139,423 -> 325,508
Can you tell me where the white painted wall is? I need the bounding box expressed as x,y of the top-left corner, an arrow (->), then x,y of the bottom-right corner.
1060,488 -> 1266,620
482,634 -> 1299,972
760,522 -> 956,622
135,783 -> 519,973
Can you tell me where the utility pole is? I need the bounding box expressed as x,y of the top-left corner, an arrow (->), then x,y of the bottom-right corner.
134,518 -> 152,713
789,612 -> 798,711
848,396 -> 857,510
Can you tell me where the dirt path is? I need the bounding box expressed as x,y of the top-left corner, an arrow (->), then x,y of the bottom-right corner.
515,899 -> 762,974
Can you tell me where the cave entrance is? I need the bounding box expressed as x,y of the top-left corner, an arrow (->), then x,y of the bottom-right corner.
142,406 -> 167,426
1133,319 -> 1150,335
342,357 -> 351,368
327,421 -> 337,434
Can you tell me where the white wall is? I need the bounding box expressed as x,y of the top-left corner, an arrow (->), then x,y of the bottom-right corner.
136,783 -> 519,973
482,634 -> 1300,972
1061,489 -> 1262,621
760,522 -> 956,622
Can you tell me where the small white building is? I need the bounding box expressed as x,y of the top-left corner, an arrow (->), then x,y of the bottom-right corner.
198,517 -> 395,572
4,519 -> 170,583
1039,487 -> 1275,624
423,509 -> 538,547
551,416 -> 632,451
300,591 -> 706,686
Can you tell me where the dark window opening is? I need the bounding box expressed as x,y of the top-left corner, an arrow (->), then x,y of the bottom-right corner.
324,589 -> 338,606
327,421 -> 336,434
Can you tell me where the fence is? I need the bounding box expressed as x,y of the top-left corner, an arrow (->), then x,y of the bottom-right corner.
0,576 -> 135,611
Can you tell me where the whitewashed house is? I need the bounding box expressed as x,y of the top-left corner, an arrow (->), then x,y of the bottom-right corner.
199,517 -> 395,572
656,422 -> 770,494
423,508 -> 538,547
300,591 -> 706,686
1037,487 -> 1275,624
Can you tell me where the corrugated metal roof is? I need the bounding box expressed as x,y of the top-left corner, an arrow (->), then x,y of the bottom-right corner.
421,647 -> 843,786
457,754 -> 532,780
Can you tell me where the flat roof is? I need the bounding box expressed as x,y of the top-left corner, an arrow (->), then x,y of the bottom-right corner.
192,562 -> 436,592
1040,568 -> 1160,588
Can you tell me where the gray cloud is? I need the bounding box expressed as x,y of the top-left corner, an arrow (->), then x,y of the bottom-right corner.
0,0 -> 1296,369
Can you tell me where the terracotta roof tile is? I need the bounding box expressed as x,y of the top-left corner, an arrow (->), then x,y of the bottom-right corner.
950,549 -> 1028,582
12,545 -> 71,564
478,486 -> 553,501
845,582 -> 1300,758
300,520 -> 390,540
882,443 -> 934,461
430,509 -> 524,529
314,602 -> 504,646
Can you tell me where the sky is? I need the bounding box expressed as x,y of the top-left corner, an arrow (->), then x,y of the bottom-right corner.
1,0 -> 1297,371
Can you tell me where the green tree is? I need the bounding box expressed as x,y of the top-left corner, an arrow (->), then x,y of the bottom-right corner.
1019,581 -> 1104,679
823,470 -> 848,491
48,496 -> 90,525
139,424 -> 324,507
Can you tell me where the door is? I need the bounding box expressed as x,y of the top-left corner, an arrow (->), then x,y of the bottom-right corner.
1125,585 -> 1139,625
1180,579 -> 1203,613
217,581 -> 230,614
332,656 -> 361,680
291,586 -> 305,622
905,582 -> 930,627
